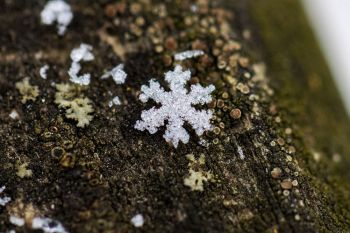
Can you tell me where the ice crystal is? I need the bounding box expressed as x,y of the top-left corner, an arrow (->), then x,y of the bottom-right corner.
174,50 -> 204,61
68,43 -> 94,86
101,64 -> 127,84
9,216 -> 25,227
0,186 -> 11,206
131,214 -> 144,228
135,65 -> 215,148
39,65 -> 49,79
108,96 -> 121,107
32,217 -> 68,233
41,0 -> 73,35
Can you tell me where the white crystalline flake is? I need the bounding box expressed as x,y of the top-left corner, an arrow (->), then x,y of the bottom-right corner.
39,65 -> 49,79
101,64 -> 127,84
135,65 -> 215,148
70,44 -> 94,63
0,186 -> 11,206
131,214 -> 144,227
109,96 -> 121,107
68,44 -> 94,86
32,217 -> 68,233
9,109 -> 19,120
174,50 -> 204,61
9,216 -> 25,227
41,0 -> 73,35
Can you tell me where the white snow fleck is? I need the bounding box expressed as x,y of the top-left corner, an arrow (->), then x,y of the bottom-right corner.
237,145 -> 244,159
0,186 -> 11,206
40,0 -> 73,35
101,64 -> 127,84
234,141 -> 245,159
174,50 -> 204,61
70,44 -> 94,63
131,214 -> 144,228
109,96 -> 121,107
32,217 -> 68,233
135,65 -> 215,148
9,216 -> 25,227
39,65 -> 49,79
68,44 -> 94,86
9,109 -> 19,120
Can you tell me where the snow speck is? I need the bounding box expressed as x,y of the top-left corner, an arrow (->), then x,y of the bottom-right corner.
0,186 -> 11,206
9,109 -> 19,120
174,50 -> 204,61
68,43 -> 94,86
39,65 -> 49,79
131,214 -> 144,228
41,0 -> 73,35
108,96 -> 121,107
32,217 -> 68,233
101,64 -> 127,85
9,216 -> 25,227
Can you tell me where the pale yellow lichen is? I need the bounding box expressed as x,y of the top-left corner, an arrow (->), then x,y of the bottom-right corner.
55,83 -> 94,128
15,77 -> 40,104
16,162 -> 33,178
183,153 -> 213,192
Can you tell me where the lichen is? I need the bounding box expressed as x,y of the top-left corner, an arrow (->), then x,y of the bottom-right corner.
55,83 -> 94,127
16,162 -> 33,178
15,77 -> 40,104
183,154 -> 213,191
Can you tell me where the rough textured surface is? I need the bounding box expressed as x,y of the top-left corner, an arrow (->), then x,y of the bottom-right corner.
0,0 -> 350,232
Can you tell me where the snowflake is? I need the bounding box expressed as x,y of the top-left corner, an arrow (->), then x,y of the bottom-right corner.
40,0 -> 73,35
174,50 -> 204,61
0,186 -> 11,206
101,64 -> 127,85
135,65 -> 215,148
39,65 -> 49,79
32,217 -> 68,233
68,43 -> 94,86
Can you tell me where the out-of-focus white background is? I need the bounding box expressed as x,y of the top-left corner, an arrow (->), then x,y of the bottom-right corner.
302,0 -> 350,114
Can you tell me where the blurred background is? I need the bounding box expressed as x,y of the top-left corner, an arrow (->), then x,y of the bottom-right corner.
302,0 -> 350,115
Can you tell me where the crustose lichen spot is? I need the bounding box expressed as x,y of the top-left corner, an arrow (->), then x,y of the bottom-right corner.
54,83 -> 94,128
135,65 -> 215,148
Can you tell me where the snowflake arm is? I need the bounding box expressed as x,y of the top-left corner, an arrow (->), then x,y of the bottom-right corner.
188,84 -> 215,105
184,108 -> 213,136
135,107 -> 167,134
165,65 -> 191,93
139,79 -> 169,103
163,119 -> 190,148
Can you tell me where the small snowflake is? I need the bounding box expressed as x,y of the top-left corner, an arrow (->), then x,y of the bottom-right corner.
40,0 -> 73,35
39,65 -> 49,79
68,43 -> 94,86
135,65 -> 215,148
101,64 -> 127,84
32,217 -> 68,233
174,50 -> 204,61
0,186 -> 11,206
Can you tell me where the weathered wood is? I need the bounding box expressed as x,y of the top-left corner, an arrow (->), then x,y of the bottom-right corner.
0,0 -> 349,232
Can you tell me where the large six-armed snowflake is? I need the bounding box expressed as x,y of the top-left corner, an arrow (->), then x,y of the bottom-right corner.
135,65 -> 215,148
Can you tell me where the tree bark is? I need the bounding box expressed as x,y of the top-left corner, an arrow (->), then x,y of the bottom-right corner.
0,0 -> 349,232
